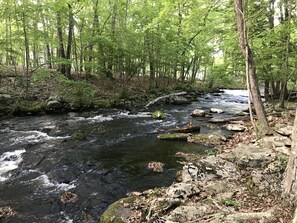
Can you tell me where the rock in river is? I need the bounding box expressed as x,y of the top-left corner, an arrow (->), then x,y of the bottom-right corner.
210,108 -> 224,113
225,123 -> 247,131
191,109 -> 207,117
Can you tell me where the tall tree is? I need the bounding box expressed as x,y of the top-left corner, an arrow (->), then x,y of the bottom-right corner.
283,109 -> 297,194
234,0 -> 270,135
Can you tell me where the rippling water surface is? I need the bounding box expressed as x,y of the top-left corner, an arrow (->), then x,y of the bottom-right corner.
0,90 -> 248,222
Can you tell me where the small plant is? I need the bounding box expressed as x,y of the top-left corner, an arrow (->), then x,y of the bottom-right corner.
148,189 -> 163,198
223,198 -> 241,208
59,80 -> 94,109
72,131 -> 87,140
151,110 -> 166,120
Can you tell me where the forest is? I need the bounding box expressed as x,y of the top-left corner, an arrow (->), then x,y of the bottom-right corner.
0,0 -> 297,222
0,0 -> 296,100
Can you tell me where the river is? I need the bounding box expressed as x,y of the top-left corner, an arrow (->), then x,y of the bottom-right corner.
0,89 -> 248,223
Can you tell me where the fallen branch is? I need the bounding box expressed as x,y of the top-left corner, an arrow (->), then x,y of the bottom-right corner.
145,91 -> 187,108
167,125 -> 200,134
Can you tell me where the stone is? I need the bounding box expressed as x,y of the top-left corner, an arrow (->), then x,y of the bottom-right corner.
273,146 -> 290,156
263,136 -> 292,149
210,108 -> 224,113
275,125 -> 293,136
182,156 -> 240,184
100,196 -> 137,223
0,206 -> 16,218
147,162 -> 164,172
219,143 -> 276,168
204,181 -> 239,197
191,109 -> 207,117
167,204 -> 212,222
182,163 -> 200,183
47,100 -> 63,110
166,182 -> 200,198
193,134 -> 226,145
225,123 -> 247,131
251,169 -> 264,186
60,191 -> 78,203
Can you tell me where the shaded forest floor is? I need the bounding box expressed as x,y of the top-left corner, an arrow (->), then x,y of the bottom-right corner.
0,66 -> 205,119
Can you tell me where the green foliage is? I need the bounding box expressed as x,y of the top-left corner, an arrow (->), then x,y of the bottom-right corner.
32,68 -> 69,83
222,198 -> 241,208
151,110 -> 166,120
14,101 -> 45,115
148,189 -> 163,198
0,0 -> 295,99
276,153 -> 289,172
118,88 -> 129,99
71,131 -> 87,140
58,80 -> 94,109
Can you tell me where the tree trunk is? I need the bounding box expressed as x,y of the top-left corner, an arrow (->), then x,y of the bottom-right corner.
21,11 -> 30,96
65,3 -> 74,78
234,0 -> 270,135
283,109 -> 297,194
57,13 -> 66,75
264,80 -> 270,101
86,0 -> 99,76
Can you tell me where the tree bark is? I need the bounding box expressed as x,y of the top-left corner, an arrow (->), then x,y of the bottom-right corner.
65,3 -> 74,77
234,0 -> 270,134
57,13 -> 66,75
283,109 -> 297,194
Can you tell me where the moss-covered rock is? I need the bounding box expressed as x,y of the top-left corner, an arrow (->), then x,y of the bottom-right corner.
71,131 -> 87,140
193,134 -> 225,146
100,196 -> 137,223
151,110 -> 166,120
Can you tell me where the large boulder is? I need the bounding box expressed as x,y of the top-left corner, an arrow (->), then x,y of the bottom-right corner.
167,204 -> 213,222
47,100 -> 63,110
219,143 -> 276,168
182,156 -> 240,184
100,196 -> 137,223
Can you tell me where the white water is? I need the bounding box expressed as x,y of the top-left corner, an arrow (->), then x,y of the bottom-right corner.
116,111 -> 151,118
10,130 -> 70,145
32,174 -> 76,192
69,114 -> 113,123
0,149 -> 26,181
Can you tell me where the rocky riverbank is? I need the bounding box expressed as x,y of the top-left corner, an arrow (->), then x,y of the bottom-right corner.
0,67 -> 208,119
100,107 -> 296,223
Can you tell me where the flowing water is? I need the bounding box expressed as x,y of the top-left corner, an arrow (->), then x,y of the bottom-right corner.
0,90 -> 249,223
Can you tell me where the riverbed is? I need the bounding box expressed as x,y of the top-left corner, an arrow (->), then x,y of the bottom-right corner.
0,90 -> 248,222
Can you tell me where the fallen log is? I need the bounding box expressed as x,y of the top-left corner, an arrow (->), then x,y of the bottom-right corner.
145,91 -> 187,108
209,116 -> 255,123
167,125 -> 200,134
